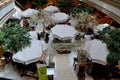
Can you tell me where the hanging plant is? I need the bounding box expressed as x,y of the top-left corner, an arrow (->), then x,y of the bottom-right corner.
0,22 -> 31,53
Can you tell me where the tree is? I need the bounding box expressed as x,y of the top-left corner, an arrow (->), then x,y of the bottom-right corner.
0,22 -> 31,53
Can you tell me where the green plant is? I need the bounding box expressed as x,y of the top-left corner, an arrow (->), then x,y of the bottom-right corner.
58,0 -> 73,7
0,22 -> 31,53
70,2 -> 94,15
70,11 -> 97,31
98,27 -> 120,66
57,0 -> 74,13
107,52 -> 120,66
31,0 -> 48,9
74,57 -> 78,62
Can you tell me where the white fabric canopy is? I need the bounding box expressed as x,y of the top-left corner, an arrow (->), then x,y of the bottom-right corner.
43,5 -> 59,13
94,23 -> 109,32
51,24 -> 77,40
51,12 -> 69,23
22,8 -> 38,17
12,40 -> 42,65
82,39 -> 109,65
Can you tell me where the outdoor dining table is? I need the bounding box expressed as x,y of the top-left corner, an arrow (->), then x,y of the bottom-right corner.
82,39 -> 109,65
12,39 -> 43,65
51,12 -> 69,23
21,8 -> 38,17
94,23 -> 109,34
43,5 -> 59,13
51,24 -> 78,40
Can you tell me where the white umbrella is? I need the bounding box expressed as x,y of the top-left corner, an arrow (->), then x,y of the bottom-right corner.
51,12 -> 69,23
82,39 -> 109,65
22,8 -> 38,17
12,40 -> 42,65
51,24 -> 77,40
43,5 -> 59,13
94,23 -> 109,32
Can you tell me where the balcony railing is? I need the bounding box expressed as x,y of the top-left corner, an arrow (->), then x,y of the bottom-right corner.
100,0 -> 120,9
0,0 -> 15,27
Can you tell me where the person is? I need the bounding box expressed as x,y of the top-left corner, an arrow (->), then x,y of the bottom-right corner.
45,32 -> 49,43
85,60 -> 93,76
3,52 -> 13,63
77,65 -> 85,80
84,28 -> 94,41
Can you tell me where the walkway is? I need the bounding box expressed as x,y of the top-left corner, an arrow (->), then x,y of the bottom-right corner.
55,53 -> 77,80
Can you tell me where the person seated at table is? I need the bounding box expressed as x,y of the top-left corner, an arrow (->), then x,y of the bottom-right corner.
45,32 -> 50,43
84,28 -> 94,41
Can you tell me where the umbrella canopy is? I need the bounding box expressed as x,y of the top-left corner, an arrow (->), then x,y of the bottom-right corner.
12,40 -> 42,65
51,24 -> 77,40
94,23 -> 109,32
22,8 -> 38,17
82,39 -> 109,65
43,5 -> 59,13
51,12 -> 69,23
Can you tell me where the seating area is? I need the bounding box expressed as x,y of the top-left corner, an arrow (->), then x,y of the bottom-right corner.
0,0 -> 120,80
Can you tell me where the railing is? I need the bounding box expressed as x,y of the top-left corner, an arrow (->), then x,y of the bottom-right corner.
111,0 -> 120,4
100,0 -> 120,9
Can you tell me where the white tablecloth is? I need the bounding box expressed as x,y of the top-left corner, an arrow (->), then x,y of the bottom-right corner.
43,5 -> 59,13
82,39 -> 109,65
94,23 -> 109,33
12,40 -> 42,65
22,8 -> 38,17
51,24 -> 77,40
51,12 -> 69,23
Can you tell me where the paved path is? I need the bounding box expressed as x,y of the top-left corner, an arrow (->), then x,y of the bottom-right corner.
55,53 -> 77,80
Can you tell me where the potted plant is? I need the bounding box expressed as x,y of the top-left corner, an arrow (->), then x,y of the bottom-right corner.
0,22 -> 31,53
70,11 -> 97,32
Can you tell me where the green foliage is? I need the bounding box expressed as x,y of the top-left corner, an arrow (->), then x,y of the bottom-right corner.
104,28 -> 120,52
70,3 -> 94,15
97,27 -> 111,41
99,27 -> 120,65
58,0 -> 74,7
31,0 -> 48,8
57,0 -> 74,13
74,57 -> 78,62
107,52 -> 120,66
0,22 -> 31,53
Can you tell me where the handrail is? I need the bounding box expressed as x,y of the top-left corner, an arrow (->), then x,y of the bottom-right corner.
14,0 -> 24,10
